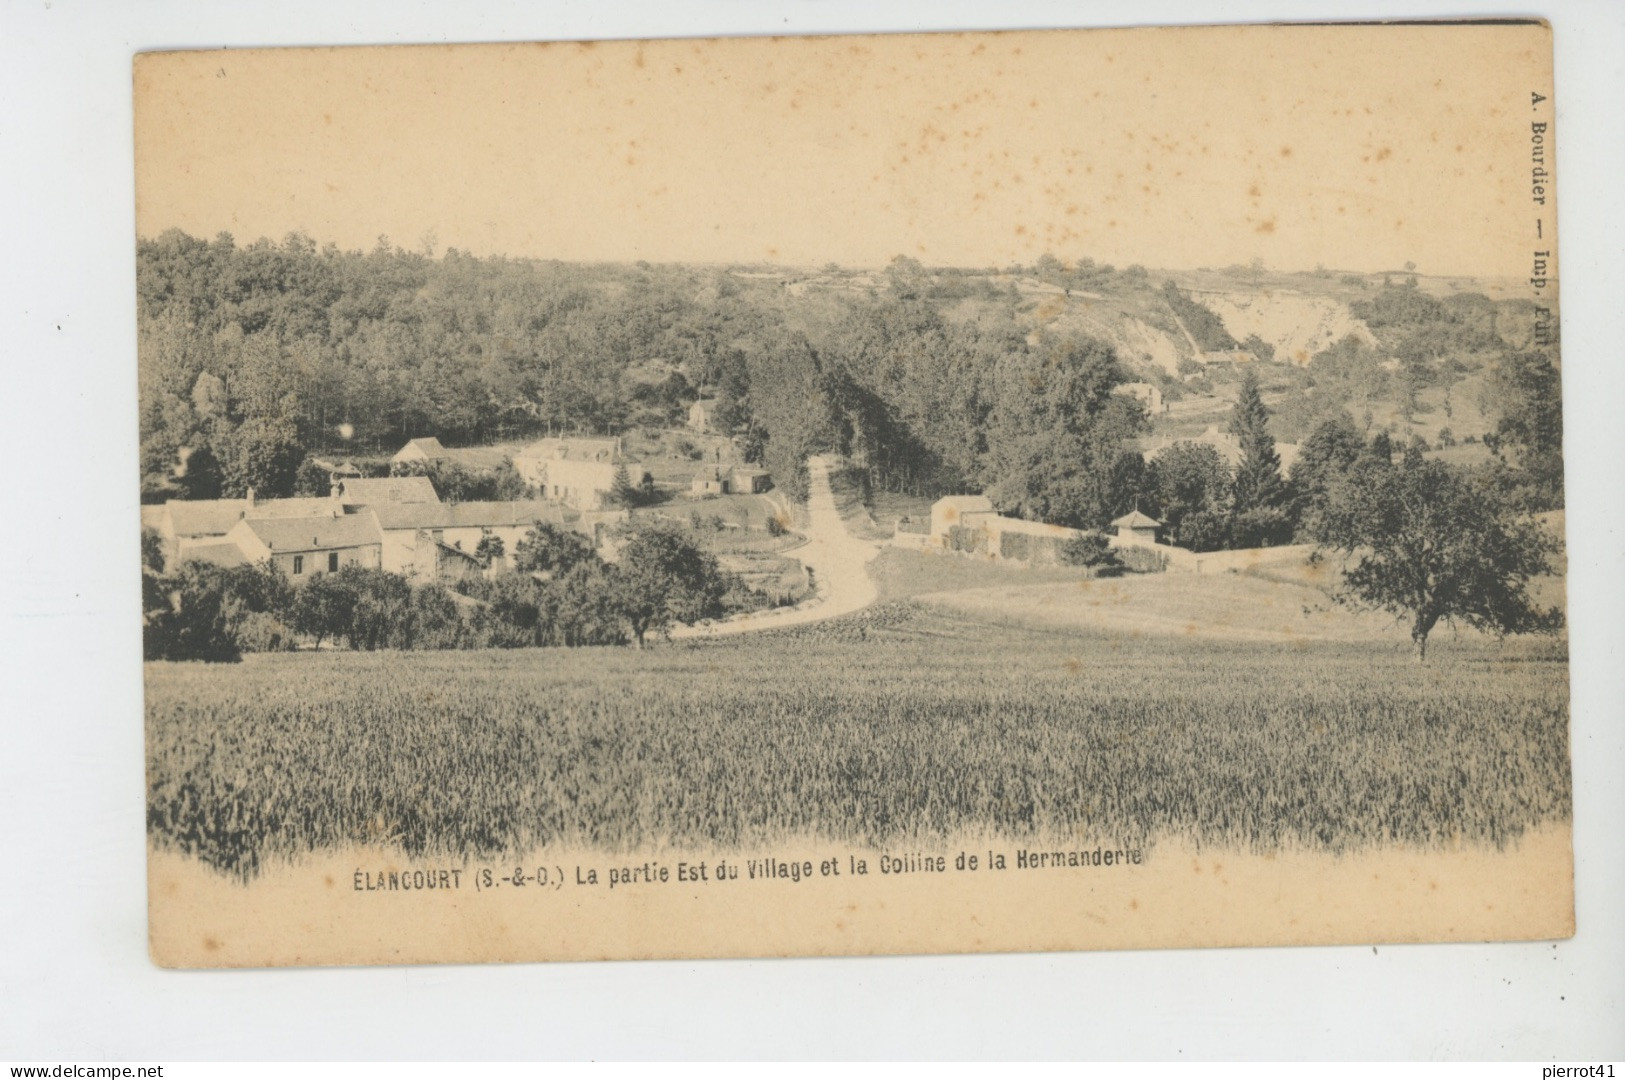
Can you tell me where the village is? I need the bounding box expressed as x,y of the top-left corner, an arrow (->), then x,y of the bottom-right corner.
141,380 -> 1329,652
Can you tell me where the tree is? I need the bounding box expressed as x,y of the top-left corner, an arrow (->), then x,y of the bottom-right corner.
1485,348 -> 1564,510
172,444 -> 224,501
1228,369 -> 1292,547
142,561 -> 242,662
218,416 -> 304,498
513,522 -> 598,578
1288,410 -> 1367,539
1313,448 -> 1564,660
141,527 -> 167,574
612,525 -> 728,646
474,533 -> 506,568
608,462 -> 639,508
981,334 -> 1145,529
289,572 -> 356,649
1147,442 -> 1232,551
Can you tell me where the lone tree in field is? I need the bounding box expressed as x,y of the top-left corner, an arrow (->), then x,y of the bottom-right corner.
1315,447 -> 1564,660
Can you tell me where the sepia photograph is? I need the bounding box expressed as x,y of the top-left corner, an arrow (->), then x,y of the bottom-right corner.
132,23 -> 1574,969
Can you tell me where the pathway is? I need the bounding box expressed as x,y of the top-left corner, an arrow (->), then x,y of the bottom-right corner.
671,455 -> 882,638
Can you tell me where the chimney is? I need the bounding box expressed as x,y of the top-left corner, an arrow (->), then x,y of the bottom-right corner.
331,481 -> 343,502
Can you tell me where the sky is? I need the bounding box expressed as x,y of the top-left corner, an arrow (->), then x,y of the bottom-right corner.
134,23 -> 1553,277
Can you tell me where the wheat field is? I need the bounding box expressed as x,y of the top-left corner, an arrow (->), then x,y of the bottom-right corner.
145,603 -> 1571,879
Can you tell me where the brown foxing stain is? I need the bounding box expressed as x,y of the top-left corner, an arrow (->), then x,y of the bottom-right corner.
1064,658 -> 1083,676
324,875 -> 334,888
203,936 -> 221,952
1248,183 -> 1261,198
1280,145 -> 1292,157
1256,219 -> 1277,235
1375,146 -> 1393,162
1129,898 -> 1139,911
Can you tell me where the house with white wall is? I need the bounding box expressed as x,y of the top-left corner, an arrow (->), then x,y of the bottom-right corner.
513,437 -> 625,509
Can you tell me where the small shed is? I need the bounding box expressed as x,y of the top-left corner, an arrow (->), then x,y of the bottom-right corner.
930,495 -> 995,539
729,466 -> 772,494
691,466 -> 729,497
1110,510 -> 1163,544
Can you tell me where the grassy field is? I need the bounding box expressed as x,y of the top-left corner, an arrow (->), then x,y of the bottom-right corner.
147,596 -> 1570,880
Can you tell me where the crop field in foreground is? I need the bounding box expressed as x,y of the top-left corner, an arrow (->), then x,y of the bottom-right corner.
146,604 -> 1571,879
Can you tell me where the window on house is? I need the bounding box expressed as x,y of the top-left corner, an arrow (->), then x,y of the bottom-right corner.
328,551 -> 340,573
292,555 -> 304,575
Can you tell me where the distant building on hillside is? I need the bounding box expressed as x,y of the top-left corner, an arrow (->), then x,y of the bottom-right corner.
691,465 -> 729,497
513,436 -> 625,510
389,438 -> 513,472
729,466 -> 773,494
392,437 -> 448,465
1195,349 -> 1259,367
688,399 -> 718,433
1137,426 -> 1301,473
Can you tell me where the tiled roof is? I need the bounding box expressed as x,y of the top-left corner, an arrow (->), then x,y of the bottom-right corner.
369,500 -> 573,531
246,497 -> 336,519
243,514 -> 382,553
178,542 -> 248,568
165,499 -> 247,537
516,437 -> 621,463
1111,510 -> 1163,528
443,501 -> 573,528
395,437 -> 447,459
337,476 -> 441,505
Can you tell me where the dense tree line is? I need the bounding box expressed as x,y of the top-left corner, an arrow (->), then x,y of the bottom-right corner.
138,231 -> 1562,534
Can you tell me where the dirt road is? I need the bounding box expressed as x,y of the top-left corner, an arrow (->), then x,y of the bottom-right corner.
672,455 -> 881,638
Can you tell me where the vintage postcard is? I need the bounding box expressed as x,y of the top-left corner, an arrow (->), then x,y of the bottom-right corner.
136,22 -> 1570,968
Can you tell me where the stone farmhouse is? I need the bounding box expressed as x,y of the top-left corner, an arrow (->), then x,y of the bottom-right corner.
226,512 -> 384,580
367,500 -> 584,582
145,465 -> 606,586
513,436 -> 626,510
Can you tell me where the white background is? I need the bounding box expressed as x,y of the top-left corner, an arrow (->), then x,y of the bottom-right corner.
1,0 -> 1620,1061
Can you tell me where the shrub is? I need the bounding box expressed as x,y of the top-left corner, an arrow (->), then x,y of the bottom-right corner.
998,531 -> 1032,562
947,524 -> 987,555
1118,546 -> 1170,574
1058,532 -> 1120,568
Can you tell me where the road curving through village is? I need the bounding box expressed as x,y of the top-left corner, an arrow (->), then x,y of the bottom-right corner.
671,454 -> 882,639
